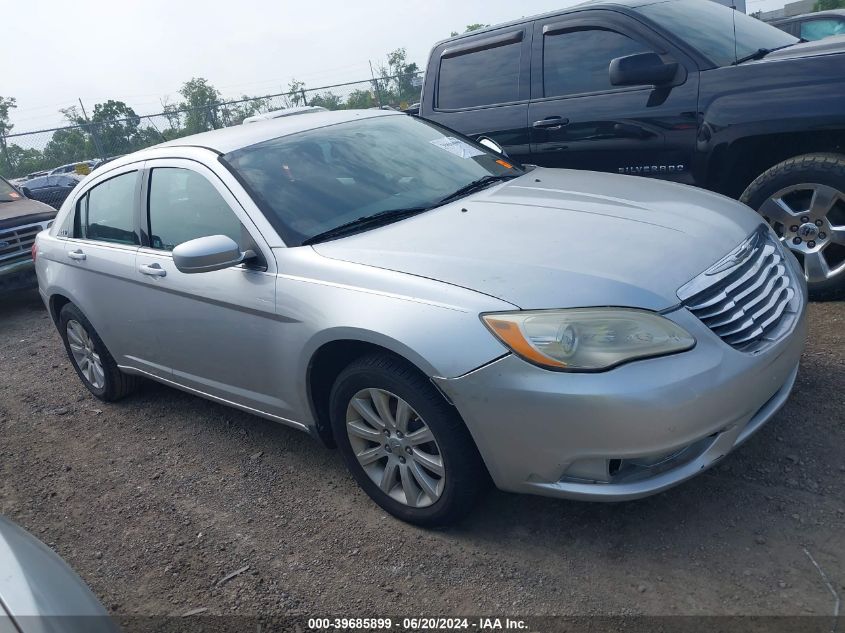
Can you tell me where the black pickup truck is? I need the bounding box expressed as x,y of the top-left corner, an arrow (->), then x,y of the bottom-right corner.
419,0 -> 845,297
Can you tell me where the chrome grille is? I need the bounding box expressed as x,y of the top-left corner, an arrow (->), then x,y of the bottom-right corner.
0,222 -> 46,266
678,226 -> 800,353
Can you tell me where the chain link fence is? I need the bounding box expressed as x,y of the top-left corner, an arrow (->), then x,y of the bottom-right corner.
0,72 -> 423,182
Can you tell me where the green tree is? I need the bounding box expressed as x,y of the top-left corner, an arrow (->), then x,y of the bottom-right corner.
309,91 -> 343,110
450,23 -> 488,36
346,89 -> 377,110
42,128 -> 92,167
222,95 -> 272,124
813,0 -> 845,9
90,100 -> 141,155
286,79 -> 307,107
0,96 -> 19,175
178,77 -> 223,134
377,48 -> 421,107
4,144 -> 48,178
0,96 -> 15,136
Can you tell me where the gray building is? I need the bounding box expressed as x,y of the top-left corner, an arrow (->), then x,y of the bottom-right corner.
759,0 -> 816,21
711,0 -> 748,11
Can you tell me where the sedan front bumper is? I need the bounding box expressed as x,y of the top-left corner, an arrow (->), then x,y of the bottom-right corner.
433,306 -> 807,501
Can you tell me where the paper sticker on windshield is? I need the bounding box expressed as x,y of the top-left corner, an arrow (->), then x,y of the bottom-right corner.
430,137 -> 485,159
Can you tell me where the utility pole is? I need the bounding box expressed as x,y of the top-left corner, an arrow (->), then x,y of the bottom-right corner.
79,98 -> 105,159
369,60 -> 384,108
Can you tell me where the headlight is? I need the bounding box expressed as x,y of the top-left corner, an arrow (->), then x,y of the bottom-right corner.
481,308 -> 695,371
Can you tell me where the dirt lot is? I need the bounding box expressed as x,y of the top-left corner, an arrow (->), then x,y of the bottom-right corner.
0,289 -> 843,618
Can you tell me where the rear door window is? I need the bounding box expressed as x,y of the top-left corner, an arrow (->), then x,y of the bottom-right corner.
82,172 -> 139,245
437,38 -> 523,109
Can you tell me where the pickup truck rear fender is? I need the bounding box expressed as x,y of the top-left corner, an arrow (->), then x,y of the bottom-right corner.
696,61 -> 845,197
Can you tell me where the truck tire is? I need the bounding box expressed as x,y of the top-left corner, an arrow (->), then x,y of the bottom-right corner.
741,153 -> 845,300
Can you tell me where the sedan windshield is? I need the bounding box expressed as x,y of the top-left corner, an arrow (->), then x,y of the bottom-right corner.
636,0 -> 799,67
222,114 -> 521,246
0,177 -> 21,203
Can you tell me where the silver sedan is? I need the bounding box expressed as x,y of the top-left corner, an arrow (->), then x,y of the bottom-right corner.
34,110 -> 807,525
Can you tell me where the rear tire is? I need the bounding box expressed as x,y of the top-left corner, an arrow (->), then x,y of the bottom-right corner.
741,153 -> 845,300
330,353 -> 488,526
58,303 -> 140,402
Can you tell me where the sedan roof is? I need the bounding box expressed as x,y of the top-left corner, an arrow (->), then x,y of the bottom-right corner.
156,109 -> 397,154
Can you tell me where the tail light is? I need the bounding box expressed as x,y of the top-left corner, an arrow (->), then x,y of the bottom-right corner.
31,238 -> 38,263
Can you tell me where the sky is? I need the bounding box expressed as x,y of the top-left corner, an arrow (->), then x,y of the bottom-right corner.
2,0 -> 790,134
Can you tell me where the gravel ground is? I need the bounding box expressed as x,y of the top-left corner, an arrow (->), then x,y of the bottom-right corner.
0,289 -> 843,617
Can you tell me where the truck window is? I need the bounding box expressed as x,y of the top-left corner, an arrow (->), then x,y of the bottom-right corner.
800,18 -> 845,40
543,29 -> 651,97
635,0 -> 797,67
437,41 -> 521,109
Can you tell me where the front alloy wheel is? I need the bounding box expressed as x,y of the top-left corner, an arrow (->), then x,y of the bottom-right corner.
346,388 -> 445,508
330,353 -> 487,526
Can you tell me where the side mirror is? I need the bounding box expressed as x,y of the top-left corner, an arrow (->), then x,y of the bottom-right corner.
609,52 -> 678,87
21,186 -> 32,198
477,137 -> 506,156
172,235 -> 252,274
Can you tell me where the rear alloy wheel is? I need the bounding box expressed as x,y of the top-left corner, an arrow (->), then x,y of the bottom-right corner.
330,353 -> 487,526
58,303 -> 140,402
742,153 -> 845,299
66,320 -> 106,390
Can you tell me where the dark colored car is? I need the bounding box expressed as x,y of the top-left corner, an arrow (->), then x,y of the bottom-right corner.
419,0 -> 845,297
0,175 -> 56,294
771,10 -> 845,41
20,174 -> 83,210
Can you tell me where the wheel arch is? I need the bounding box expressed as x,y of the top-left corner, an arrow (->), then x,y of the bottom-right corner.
48,293 -> 73,326
705,131 -> 845,199
304,332 -> 446,448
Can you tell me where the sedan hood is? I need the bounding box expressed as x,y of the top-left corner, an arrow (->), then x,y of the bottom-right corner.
0,197 -> 56,230
312,168 -> 764,311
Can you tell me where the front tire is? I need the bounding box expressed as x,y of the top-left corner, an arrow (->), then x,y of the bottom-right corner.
58,303 -> 140,401
741,153 -> 845,300
330,353 -> 487,526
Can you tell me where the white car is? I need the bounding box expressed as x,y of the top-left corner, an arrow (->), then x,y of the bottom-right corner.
241,106 -> 327,124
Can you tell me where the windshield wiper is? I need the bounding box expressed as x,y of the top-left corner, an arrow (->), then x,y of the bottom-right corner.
733,43 -> 795,65
435,174 -> 517,207
302,206 -> 429,245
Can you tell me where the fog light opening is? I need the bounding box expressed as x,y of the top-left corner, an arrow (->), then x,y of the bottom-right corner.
608,459 -> 622,477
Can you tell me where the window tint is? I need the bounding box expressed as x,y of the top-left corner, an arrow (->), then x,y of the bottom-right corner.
800,18 -> 845,40
147,168 -> 243,251
544,29 -> 651,97
437,40 -> 522,109
26,176 -> 49,189
84,172 -> 139,245
636,0 -> 797,67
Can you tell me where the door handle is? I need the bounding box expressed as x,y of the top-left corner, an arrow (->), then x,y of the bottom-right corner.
67,249 -> 86,261
532,117 -> 570,130
138,262 -> 166,277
